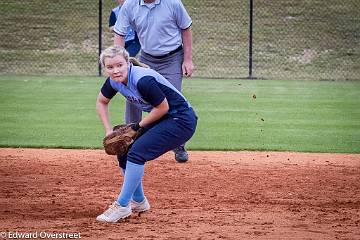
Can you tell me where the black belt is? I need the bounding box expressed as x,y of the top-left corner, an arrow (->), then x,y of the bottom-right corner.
146,45 -> 183,59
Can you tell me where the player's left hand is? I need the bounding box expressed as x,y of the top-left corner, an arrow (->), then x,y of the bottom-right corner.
182,60 -> 194,77
103,124 -> 141,156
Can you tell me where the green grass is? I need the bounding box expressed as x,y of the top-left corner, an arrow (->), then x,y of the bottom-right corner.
0,75 -> 359,153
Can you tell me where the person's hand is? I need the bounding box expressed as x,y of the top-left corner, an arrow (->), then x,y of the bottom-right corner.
105,129 -> 113,137
182,59 -> 194,77
102,124 -> 141,156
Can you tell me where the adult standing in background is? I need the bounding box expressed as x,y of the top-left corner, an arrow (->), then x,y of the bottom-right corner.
113,0 -> 195,163
109,0 -> 142,125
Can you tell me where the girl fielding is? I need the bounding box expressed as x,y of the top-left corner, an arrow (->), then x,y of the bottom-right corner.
96,46 -> 197,222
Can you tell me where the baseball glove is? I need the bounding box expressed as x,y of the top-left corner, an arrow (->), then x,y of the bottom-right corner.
103,123 -> 141,156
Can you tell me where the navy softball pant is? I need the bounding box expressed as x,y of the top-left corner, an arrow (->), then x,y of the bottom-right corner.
117,108 -> 197,169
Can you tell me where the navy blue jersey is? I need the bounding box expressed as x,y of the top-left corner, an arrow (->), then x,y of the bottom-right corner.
101,64 -> 191,115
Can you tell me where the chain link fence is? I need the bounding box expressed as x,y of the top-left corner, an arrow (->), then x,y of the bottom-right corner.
0,0 -> 99,76
0,0 -> 359,80
252,0 -> 360,80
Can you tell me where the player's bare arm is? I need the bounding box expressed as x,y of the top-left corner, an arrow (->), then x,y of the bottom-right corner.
114,34 -> 125,47
139,98 -> 169,128
181,27 -> 194,77
96,92 -> 113,135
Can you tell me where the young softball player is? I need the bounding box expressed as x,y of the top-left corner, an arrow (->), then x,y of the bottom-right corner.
96,46 -> 197,223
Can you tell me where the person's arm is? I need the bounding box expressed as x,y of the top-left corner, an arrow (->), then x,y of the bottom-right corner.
114,34 -> 125,47
139,98 -> 169,128
136,76 -> 171,128
97,78 -> 118,134
96,92 -> 113,136
114,3 -> 129,47
181,27 -> 194,77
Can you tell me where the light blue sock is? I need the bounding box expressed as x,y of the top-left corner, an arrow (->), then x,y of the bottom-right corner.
117,161 -> 144,207
120,168 -> 145,203
132,182 -> 145,203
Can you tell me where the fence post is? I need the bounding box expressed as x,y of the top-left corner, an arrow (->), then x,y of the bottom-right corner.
247,0 -> 254,79
98,0 -> 102,76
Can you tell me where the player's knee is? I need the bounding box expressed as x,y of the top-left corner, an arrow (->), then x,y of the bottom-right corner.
127,148 -> 146,165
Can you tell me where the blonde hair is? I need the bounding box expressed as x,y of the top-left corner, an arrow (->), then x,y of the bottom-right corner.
100,45 -> 149,68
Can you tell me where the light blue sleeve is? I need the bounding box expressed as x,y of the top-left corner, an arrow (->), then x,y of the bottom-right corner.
114,1 -> 130,36
174,0 -> 192,29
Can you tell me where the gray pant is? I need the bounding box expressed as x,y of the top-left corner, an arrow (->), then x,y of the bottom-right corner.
124,49 -> 184,124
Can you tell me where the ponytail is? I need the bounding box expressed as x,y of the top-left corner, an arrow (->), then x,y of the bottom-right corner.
129,57 -> 150,68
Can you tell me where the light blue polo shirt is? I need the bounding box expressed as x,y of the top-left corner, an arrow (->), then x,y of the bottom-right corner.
114,0 -> 192,56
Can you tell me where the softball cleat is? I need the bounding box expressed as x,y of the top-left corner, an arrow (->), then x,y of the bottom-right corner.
173,146 -> 189,163
96,201 -> 132,223
130,197 -> 151,213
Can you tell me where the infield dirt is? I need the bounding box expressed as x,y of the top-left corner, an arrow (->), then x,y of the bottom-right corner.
0,148 -> 359,239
